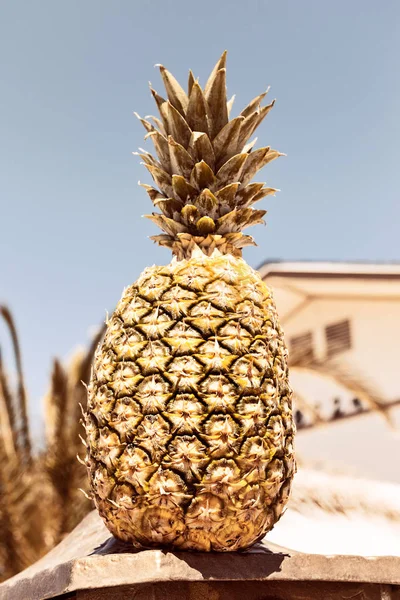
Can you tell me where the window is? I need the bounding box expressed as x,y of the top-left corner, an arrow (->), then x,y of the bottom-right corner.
325,319 -> 351,357
290,331 -> 314,362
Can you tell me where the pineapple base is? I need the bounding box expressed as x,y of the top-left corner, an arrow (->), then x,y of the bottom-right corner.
85,252 -> 295,551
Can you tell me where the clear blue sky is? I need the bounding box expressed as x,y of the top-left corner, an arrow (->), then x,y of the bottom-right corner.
1,0 -> 399,437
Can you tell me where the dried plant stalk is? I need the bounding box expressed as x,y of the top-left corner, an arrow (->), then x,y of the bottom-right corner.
0,308 -> 101,582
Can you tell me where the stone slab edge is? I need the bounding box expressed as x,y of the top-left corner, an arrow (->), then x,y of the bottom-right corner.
1,550 -> 400,600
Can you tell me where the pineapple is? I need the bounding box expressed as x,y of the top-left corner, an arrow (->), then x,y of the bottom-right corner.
85,52 -> 295,552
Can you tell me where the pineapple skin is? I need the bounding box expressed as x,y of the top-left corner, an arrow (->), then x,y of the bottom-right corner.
85,252 -> 295,551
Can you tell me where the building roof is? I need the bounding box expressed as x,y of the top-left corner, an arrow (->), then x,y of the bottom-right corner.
258,260 -> 400,279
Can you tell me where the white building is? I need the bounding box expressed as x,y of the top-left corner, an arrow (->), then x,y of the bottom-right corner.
260,261 -> 400,483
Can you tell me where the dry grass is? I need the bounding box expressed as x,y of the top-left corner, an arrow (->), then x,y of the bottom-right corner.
0,306 -> 104,582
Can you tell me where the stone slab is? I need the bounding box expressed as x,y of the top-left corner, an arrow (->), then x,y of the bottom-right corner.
1,511 -> 400,600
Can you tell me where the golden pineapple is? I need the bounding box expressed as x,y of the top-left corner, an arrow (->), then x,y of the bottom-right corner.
85,52 -> 295,552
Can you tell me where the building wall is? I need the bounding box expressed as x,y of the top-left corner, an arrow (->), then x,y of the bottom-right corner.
262,268 -> 400,482
295,406 -> 400,483
265,275 -> 400,401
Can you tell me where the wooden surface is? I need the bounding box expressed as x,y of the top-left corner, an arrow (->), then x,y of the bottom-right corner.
1,510 -> 400,600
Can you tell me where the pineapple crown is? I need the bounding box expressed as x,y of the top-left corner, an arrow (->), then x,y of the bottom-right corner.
136,51 -> 283,259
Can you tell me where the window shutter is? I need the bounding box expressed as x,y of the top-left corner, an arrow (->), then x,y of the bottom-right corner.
325,319 -> 351,357
290,331 -> 314,362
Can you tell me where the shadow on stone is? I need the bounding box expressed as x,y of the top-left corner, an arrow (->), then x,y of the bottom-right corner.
91,536 -> 142,556
90,530 -> 288,579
